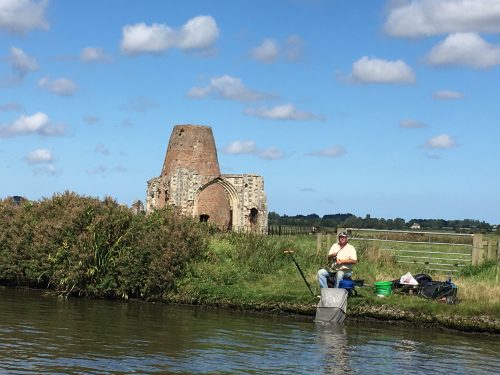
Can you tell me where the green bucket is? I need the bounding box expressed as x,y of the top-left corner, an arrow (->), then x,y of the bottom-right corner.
374,281 -> 393,296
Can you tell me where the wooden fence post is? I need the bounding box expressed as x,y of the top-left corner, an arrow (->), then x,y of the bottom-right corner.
487,240 -> 494,261
316,233 -> 322,256
472,234 -> 483,266
496,240 -> 499,283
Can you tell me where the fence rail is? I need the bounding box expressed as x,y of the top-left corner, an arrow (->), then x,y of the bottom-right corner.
264,225 -> 497,273
346,228 -> 474,273
267,225 -> 312,236
313,228 -> 498,274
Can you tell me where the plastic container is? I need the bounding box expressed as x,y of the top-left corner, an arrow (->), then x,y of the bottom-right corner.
374,281 -> 393,296
339,280 -> 355,290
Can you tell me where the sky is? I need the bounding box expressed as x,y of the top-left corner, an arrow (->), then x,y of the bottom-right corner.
1,0 -> 500,224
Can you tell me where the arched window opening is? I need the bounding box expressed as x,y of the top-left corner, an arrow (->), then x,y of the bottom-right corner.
200,214 -> 209,222
249,208 -> 258,224
227,209 -> 233,231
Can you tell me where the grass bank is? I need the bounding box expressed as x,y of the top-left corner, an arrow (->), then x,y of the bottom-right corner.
169,232 -> 500,333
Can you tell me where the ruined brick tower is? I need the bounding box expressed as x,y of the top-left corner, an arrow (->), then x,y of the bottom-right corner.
147,124 -> 268,233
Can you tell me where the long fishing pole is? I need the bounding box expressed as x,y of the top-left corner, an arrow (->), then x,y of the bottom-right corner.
283,249 -> 315,296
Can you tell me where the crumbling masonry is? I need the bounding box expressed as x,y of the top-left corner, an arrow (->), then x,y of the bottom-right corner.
146,125 -> 268,233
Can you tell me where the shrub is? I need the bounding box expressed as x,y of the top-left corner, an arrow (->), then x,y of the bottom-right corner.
0,192 -> 208,300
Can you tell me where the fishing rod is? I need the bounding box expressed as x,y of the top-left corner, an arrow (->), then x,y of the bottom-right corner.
283,249 -> 315,296
343,228 -> 360,241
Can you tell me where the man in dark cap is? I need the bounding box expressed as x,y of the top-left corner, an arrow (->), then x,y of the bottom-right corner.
317,231 -> 357,288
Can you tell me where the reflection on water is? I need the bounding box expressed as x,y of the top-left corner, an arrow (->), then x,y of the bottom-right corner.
0,287 -> 499,374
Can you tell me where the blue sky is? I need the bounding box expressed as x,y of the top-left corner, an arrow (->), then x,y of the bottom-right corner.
1,0 -> 499,224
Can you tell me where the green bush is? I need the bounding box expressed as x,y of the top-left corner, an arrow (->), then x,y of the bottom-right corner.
0,192 -> 208,300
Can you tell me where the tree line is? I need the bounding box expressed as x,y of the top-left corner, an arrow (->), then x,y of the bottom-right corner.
268,212 -> 497,233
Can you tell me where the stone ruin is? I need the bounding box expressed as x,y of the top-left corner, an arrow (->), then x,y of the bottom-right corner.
146,124 -> 268,233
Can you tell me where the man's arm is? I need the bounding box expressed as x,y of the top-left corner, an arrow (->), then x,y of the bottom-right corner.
336,246 -> 357,265
336,257 -> 357,265
326,244 -> 338,263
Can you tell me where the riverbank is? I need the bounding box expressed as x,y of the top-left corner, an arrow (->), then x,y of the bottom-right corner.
1,194 -> 498,334
165,285 -> 500,334
159,231 -> 499,334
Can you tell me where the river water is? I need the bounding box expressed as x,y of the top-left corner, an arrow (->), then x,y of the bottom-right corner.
0,287 -> 499,374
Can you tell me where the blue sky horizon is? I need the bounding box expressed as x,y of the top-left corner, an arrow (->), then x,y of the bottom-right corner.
1,0 -> 499,224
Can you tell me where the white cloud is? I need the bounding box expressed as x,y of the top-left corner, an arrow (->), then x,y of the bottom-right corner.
223,140 -> 257,154
25,148 -> 53,164
188,75 -> 268,102
244,104 -> 324,121
121,119 -> 134,127
222,140 -> 285,160
384,0 -> 500,38
121,23 -> 175,54
426,32 -> 500,68
351,56 -> 415,84
80,47 -> 111,62
95,144 -> 110,155
300,187 -> 316,192
251,39 -> 279,63
187,86 -> 211,98
86,165 -> 108,175
122,96 -> 158,112
399,119 -> 427,129
285,35 -> 304,61
0,112 -> 66,137
121,16 -> 219,54
10,46 -> 38,78
256,147 -> 285,160
32,164 -> 58,176
423,134 -> 457,149
426,153 -> 442,160
83,115 -> 100,125
433,90 -> 465,100
85,164 -> 126,175
178,15 -> 219,49
250,35 -> 304,63
0,0 -> 49,34
111,165 -> 127,173
307,146 -> 346,158
209,75 -> 262,101
0,101 -> 23,112
38,77 -> 78,96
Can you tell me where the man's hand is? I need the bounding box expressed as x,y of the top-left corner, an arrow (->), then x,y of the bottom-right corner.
337,257 -> 356,265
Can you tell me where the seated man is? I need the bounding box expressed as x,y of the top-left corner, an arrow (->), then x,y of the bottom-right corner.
317,231 -> 357,288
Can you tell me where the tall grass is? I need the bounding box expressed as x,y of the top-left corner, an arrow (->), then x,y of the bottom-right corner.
176,233 -> 499,319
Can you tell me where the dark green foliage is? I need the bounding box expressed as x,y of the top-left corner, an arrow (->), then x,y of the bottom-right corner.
269,211 -> 493,233
0,191 -> 208,300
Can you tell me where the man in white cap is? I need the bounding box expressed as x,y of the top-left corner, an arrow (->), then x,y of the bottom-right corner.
317,231 -> 357,288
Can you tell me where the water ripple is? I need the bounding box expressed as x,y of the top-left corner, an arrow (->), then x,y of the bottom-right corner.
0,288 -> 499,374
